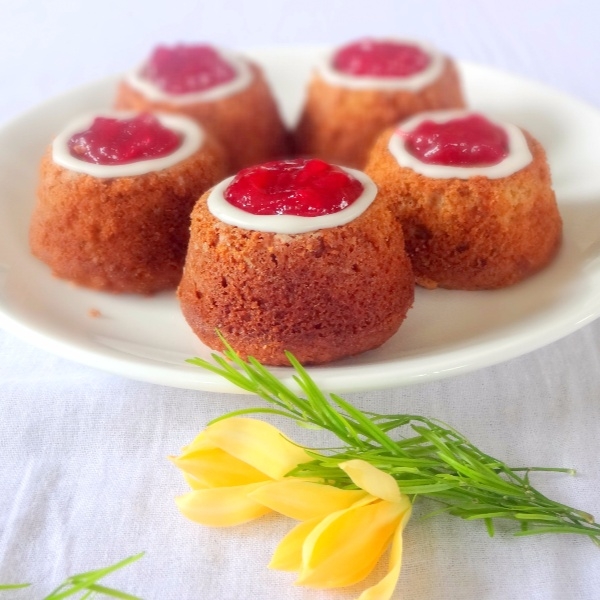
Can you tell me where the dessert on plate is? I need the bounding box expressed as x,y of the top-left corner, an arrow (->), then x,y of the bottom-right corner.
364,109 -> 562,290
115,43 -> 289,173
29,111 -> 226,294
177,157 -> 415,365
294,38 -> 465,169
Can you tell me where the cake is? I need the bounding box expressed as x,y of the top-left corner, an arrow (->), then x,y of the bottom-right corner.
364,110 -> 562,290
29,111 -> 227,294
114,43 -> 289,173
177,157 -> 414,365
293,38 -> 465,169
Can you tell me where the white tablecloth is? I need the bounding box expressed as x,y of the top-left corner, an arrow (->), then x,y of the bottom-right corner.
2,2 -> 600,599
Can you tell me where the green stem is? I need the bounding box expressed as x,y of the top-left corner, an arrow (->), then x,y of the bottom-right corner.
189,342 -> 600,545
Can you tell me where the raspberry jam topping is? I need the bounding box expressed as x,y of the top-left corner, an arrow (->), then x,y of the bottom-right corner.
333,39 -> 430,77
142,44 -> 236,94
224,158 -> 364,216
404,114 -> 510,167
68,114 -> 182,165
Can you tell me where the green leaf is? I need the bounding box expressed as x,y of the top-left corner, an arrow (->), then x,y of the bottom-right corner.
187,335 -> 600,546
43,552 -> 144,600
0,583 -> 31,590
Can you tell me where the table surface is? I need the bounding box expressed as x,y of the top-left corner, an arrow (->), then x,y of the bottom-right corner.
2,2 -> 600,599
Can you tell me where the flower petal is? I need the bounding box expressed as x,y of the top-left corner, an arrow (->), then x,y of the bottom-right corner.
250,480 -> 368,520
203,417 -> 311,479
268,518 -> 321,572
175,482 -> 271,527
340,459 -> 402,503
182,473 -> 207,490
179,428 -> 215,453
358,501 -> 412,600
297,500 -> 405,588
170,448 -> 269,488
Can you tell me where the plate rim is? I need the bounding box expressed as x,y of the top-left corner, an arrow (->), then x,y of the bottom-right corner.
1,49 -> 600,395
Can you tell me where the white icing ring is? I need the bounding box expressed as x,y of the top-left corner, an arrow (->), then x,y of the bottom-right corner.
52,111 -> 204,178
124,48 -> 253,104
388,110 -> 533,180
316,38 -> 445,92
207,166 -> 378,234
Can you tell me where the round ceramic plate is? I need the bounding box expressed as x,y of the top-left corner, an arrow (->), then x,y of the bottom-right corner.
1,47 -> 600,394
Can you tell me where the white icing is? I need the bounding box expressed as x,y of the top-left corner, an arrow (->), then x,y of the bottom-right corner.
207,167 -> 378,234
316,38 -> 445,92
52,111 -> 204,178
124,48 -> 253,104
388,109 -> 533,179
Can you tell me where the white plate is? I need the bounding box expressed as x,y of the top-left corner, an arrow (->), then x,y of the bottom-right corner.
1,47 -> 600,394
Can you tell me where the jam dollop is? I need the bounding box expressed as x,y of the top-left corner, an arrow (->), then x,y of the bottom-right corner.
142,44 -> 237,94
333,39 -> 430,77
68,114 -> 182,165
403,114 -> 510,167
224,158 -> 364,216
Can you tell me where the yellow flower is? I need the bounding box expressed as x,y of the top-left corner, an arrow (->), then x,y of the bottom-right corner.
170,417 -> 312,527
252,459 -> 412,600
171,418 -> 412,599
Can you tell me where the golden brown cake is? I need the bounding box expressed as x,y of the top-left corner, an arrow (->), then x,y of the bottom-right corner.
177,158 -> 414,365
30,112 -> 227,294
364,110 -> 562,290
294,38 -> 465,169
114,44 -> 289,173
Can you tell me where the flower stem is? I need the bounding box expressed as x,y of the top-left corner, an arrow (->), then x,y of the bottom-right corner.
187,342 -> 600,545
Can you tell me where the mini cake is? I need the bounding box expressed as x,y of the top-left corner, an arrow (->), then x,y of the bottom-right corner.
114,43 -> 289,173
30,112 -> 227,294
294,38 -> 465,169
178,157 -> 414,365
364,110 -> 562,290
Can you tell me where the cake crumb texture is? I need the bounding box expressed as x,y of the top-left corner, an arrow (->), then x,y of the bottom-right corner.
365,127 -> 562,290
294,57 -> 465,169
29,136 -> 226,294
178,193 -> 415,365
115,62 -> 290,174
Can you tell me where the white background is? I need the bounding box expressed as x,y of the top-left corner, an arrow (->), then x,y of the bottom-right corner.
3,1 -> 600,121
2,2 -> 600,599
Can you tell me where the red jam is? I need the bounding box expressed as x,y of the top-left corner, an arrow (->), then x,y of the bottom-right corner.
142,44 -> 236,94
333,39 -> 430,77
403,114 -> 510,167
224,158 -> 364,216
68,114 -> 182,165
